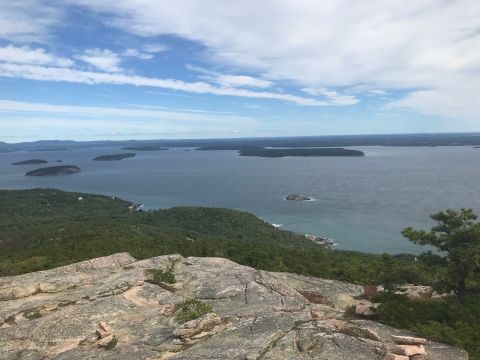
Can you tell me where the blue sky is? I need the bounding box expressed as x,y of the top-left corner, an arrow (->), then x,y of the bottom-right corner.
0,1 -> 479,142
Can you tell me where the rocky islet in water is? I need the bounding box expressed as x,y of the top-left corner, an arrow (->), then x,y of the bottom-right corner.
285,194 -> 312,201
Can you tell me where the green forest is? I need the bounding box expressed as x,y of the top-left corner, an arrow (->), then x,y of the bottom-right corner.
0,188 -> 479,358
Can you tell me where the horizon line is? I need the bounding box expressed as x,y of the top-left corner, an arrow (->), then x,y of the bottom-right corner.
3,131 -> 480,145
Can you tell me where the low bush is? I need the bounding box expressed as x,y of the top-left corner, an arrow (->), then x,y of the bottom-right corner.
175,298 -> 213,323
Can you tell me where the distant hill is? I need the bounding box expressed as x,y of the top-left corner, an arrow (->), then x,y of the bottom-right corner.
4,133 -> 480,152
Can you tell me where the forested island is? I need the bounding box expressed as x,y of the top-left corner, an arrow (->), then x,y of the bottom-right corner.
122,145 -> 169,151
25,165 -> 81,176
196,146 -> 365,157
12,159 -> 48,165
92,153 -> 136,161
239,147 -> 365,157
0,189 -> 479,357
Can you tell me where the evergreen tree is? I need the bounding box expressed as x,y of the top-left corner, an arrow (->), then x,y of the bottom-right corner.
402,209 -> 480,301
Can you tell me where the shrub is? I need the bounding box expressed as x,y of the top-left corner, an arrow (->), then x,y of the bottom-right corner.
175,298 -> 213,323
23,308 -> 42,320
373,293 -> 480,360
145,264 -> 176,285
105,336 -> 118,350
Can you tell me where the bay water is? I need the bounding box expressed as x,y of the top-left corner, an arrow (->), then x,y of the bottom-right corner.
1,146 -> 479,254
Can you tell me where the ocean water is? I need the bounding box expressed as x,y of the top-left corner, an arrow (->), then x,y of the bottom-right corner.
1,146 -> 480,254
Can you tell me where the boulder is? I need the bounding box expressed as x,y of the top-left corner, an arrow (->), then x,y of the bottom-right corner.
95,322 -> 111,339
159,303 -> 177,316
311,306 -> 325,319
97,334 -> 115,348
355,301 -> 379,318
392,344 -> 426,356
173,313 -> 222,339
391,335 -> 427,345
395,285 -> 433,299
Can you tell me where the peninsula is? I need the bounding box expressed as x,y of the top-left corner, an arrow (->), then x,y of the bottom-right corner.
92,153 -> 136,161
12,159 -> 48,165
25,165 -> 81,176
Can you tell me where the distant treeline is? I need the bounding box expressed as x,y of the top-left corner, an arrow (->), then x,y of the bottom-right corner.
3,133 -> 480,152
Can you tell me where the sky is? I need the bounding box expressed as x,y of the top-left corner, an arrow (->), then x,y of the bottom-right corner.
0,0 -> 479,142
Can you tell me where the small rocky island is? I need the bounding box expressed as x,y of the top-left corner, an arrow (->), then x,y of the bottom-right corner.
12,159 -> 48,165
285,194 -> 312,201
25,165 -> 81,176
92,153 -> 136,161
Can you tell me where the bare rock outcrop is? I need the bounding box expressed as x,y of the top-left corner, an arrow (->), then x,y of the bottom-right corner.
0,254 -> 469,360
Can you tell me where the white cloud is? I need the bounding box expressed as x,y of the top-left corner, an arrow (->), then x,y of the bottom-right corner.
367,89 -> 387,95
0,99 -> 255,124
302,87 -> 358,106
2,1 -> 480,120
143,43 -> 167,53
387,79 -> 480,121
0,45 -> 73,67
0,116 -> 251,142
124,48 -> 153,60
65,0 -> 480,121
74,48 -> 122,72
212,74 -> 272,89
0,99 -> 261,141
186,65 -> 273,89
244,103 -> 269,110
0,0 -> 60,42
0,63 -> 327,106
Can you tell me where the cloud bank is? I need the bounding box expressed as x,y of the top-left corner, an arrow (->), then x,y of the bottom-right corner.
65,0 -> 480,121
0,0 -> 479,123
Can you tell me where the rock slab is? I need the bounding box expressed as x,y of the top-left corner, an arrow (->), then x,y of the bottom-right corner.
0,254 -> 470,360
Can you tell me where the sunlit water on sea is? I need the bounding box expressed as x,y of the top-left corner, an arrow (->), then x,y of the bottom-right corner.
1,146 -> 480,254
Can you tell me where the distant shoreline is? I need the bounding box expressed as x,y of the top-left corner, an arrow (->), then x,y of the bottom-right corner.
3,133 -> 480,152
